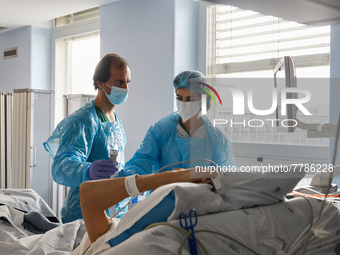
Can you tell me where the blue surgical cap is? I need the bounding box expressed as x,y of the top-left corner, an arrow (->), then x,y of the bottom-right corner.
173,70 -> 207,93
173,70 -> 211,110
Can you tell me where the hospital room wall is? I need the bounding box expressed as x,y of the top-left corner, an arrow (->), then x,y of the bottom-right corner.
30,26 -> 52,91
330,24 -> 340,184
100,0 -> 198,160
0,27 -> 31,91
0,26 -> 51,91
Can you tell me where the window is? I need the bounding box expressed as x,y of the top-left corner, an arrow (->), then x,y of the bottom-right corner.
208,5 -> 330,147
55,34 -> 100,124
55,7 -> 100,28
53,8 -> 100,125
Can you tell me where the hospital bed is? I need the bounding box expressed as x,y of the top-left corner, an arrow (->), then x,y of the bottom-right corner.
0,189 -> 86,255
1,171 -> 340,255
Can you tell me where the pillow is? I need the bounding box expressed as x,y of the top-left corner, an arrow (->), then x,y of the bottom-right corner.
214,169 -> 306,210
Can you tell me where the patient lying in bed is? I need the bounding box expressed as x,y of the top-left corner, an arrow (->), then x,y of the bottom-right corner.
73,169 -> 340,255
2,169 -> 339,254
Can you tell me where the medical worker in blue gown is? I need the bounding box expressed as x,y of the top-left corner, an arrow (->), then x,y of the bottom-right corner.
120,70 -> 236,178
44,54 -> 131,223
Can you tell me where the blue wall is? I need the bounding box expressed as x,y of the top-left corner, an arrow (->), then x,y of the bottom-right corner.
0,26 -> 51,92
0,27 -> 31,91
100,0 -> 198,159
174,0 -> 198,75
31,26 -> 51,90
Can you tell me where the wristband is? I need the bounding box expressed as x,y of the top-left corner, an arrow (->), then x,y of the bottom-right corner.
125,174 -> 142,197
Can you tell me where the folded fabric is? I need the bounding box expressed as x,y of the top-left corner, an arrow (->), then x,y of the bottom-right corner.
23,211 -> 61,234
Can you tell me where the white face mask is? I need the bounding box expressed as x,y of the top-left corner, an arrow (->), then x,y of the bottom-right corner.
176,100 -> 201,123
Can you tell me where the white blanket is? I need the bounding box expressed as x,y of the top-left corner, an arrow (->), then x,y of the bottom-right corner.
0,189 -> 86,254
0,205 -> 86,255
1,181 -> 340,255
97,197 -> 340,255
73,181 -> 340,255
0,189 -> 56,217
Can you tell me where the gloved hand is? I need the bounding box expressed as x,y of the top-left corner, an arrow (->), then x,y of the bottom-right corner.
88,160 -> 118,180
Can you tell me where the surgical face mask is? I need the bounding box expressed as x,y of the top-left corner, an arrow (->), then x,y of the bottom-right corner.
104,83 -> 128,105
176,100 -> 201,123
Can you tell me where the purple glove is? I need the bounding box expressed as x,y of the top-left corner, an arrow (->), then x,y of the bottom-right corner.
88,160 -> 118,180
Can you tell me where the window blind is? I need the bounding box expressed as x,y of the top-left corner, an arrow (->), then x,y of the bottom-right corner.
55,7 -> 100,28
209,5 -> 330,75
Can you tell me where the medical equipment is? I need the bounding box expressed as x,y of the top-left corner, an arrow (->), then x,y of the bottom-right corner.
110,149 -> 119,178
155,159 -> 217,174
179,209 -> 198,255
88,160 -> 118,180
294,108 -> 340,254
274,56 -> 321,134
274,56 -> 298,133
272,57 -> 340,254
274,56 -> 340,141
110,149 -> 118,164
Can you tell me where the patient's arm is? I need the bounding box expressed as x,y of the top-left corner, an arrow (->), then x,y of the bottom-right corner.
80,169 -> 203,243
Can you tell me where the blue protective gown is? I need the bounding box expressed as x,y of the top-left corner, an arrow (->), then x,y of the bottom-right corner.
44,100 -> 128,223
120,112 -> 236,177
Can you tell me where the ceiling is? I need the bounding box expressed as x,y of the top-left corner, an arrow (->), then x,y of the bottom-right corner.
0,0 -> 339,34
0,0 -> 118,32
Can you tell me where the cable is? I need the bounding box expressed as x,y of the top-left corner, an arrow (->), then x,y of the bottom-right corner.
295,186 -> 325,195
301,110 -> 340,254
155,159 -> 218,174
290,196 -> 314,255
178,231 -> 209,255
195,230 -> 260,255
111,197 -> 134,219
145,222 -> 209,255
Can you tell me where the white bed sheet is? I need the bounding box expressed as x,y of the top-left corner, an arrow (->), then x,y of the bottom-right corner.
0,208 -> 85,255
0,189 -> 86,255
0,189 -> 56,218
1,186 -> 340,255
